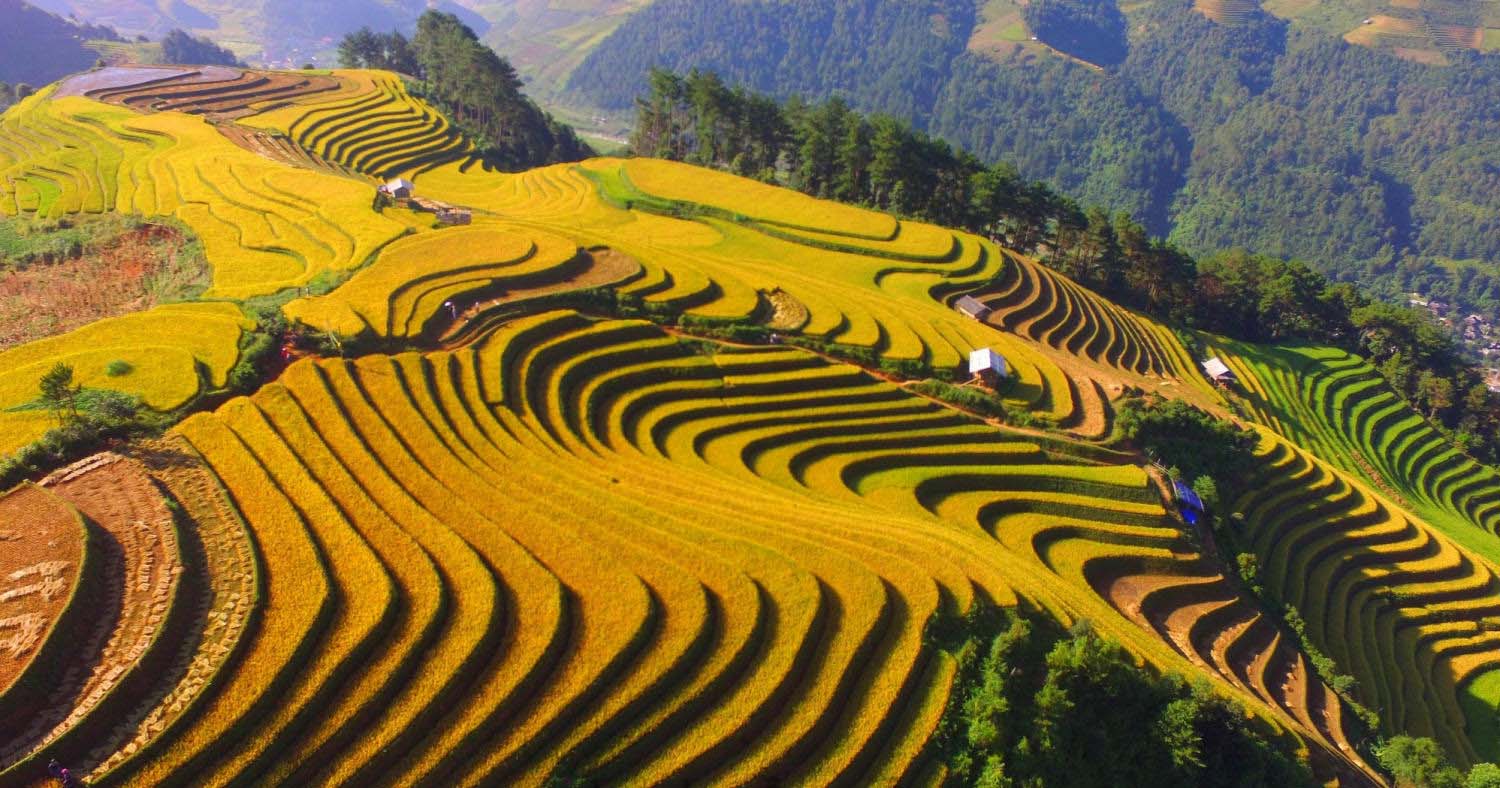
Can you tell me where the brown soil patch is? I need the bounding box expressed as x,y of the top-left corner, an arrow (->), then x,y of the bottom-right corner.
441,246 -> 644,344
215,123 -> 350,175
494,246 -> 641,303
0,454 -> 183,772
0,484 -> 83,693
81,438 -> 257,779
1435,24 -> 1484,49
89,67 -> 339,121
0,222 -> 208,352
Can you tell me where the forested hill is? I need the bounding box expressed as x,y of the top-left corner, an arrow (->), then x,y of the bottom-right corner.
568,0 -> 1500,318
0,0 -> 118,87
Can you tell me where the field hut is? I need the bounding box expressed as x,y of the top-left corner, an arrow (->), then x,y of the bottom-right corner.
969,348 -> 1008,387
381,177 -> 414,199
954,295 -> 992,321
1201,357 -> 1236,387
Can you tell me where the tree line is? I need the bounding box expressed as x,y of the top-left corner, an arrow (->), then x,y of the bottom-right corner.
337,11 -> 591,170
632,68 -> 1500,464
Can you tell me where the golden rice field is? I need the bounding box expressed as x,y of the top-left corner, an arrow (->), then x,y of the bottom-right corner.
7,65 -> 1500,784
0,303 -> 252,457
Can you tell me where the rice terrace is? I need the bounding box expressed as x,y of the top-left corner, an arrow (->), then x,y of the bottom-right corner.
3,38 -> 1500,788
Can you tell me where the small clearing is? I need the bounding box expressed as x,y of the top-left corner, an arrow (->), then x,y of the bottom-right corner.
1343,14 -> 1421,47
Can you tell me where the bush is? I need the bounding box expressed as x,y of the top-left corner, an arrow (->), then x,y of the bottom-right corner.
1116,396 -> 1257,483
910,379 -> 1007,420
105,359 -> 133,377
1376,736 -> 1464,788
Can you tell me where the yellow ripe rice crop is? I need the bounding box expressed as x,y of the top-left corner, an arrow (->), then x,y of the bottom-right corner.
3,71 -> 1418,786
1,92 -> 405,299
0,303 -> 251,457
124,409 -> 333,784
285,223 -> 580,339
619,158 -> 899,240
125,112 -> 406,298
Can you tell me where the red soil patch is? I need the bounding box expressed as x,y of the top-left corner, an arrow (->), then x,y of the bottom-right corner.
0,222 -> 206,351
0,485 -> 84,694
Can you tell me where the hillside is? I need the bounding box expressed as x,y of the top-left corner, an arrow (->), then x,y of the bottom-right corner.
1264,0 -> 1500,62
3,62 -> 1500,785
0,0 -> 119,87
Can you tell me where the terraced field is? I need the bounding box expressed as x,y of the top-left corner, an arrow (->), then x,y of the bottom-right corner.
1208,339 -> 1500,759
0,87 -> 406,299
1233,430 -> 1500,764
964,248 -> 1214,397
11,65 -> 1500,783
1209,341 -> 1500,557
240,71 -> 471,179
107,311 -> 1362,785
0,303 -> 253,456
284,223 -> 588,340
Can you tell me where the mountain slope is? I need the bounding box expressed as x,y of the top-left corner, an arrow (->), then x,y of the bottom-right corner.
0,0 -> 118,87
0,66 -> 1457,784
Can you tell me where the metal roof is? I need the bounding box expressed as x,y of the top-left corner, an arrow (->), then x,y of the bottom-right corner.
1201,357 -> 1233,379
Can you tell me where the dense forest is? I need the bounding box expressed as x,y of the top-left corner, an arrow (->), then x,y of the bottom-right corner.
336,11 -> 591,170
633,69 -> 1500,466
934,612 -> 1318,788
571,0 -> 1500,318
0,0 -> 118,87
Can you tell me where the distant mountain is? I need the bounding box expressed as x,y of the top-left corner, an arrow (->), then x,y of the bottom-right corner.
0,0 -> 118,87
566,0 -> 1500,325
21,0 -> 645,71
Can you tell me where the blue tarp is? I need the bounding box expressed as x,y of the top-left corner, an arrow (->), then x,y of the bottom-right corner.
1172,480 -> 1205,523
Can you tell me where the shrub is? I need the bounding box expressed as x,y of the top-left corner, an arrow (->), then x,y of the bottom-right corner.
1376,736 -> 1464,788
1116,396 -> 1257,484
105,359 -> 133,377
